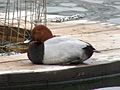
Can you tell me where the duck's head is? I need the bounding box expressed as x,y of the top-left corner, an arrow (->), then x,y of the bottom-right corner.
31,25 -> 54,43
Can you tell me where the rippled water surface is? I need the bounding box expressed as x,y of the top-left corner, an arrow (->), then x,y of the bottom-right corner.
0,0 -> 120,24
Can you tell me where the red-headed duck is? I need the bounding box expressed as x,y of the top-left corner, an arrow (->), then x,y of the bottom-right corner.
27,25 -> 99,65
31,25 -> 53,43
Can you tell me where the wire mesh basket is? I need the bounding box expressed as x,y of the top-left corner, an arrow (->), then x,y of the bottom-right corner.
0,0 -> 47,55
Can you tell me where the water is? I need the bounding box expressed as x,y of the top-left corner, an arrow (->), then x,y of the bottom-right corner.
113,1 -> 120,5
80,0 -> 104,4
60,3 -> 77,7
47,6 -> 88,13
47,0 -> 120,23
0,0 -> 120,23
108,18 -> 120,24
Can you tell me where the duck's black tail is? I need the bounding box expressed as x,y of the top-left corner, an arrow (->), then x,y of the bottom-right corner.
93,49 -> 101,53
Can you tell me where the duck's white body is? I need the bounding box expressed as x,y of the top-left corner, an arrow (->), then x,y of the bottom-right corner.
28,36 -> 96,65
43,36 -> 89,64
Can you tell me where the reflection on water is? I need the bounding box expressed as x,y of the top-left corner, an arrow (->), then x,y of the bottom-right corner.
80,0 -> 104,4
60,3 -> 77,7
108,18 -> 120,24
113,1 -> 120,5
47,6 -> 88,13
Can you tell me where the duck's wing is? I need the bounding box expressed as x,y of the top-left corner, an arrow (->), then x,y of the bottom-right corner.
43,39 -> 89,64
45,36 -> 89,46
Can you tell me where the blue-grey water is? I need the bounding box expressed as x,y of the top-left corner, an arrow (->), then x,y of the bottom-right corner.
0,0 -> 120,24
46,0 -> 120,24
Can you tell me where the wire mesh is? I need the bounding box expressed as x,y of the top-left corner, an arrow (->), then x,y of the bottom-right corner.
0,0 -> 47,55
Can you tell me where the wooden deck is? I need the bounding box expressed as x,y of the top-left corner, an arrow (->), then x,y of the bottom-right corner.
0,21 -> 120,89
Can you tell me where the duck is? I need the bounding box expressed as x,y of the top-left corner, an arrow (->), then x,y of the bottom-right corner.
27,25 -> 99,65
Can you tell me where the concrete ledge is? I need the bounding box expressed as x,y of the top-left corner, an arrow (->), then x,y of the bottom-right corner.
0,61 -> 120,89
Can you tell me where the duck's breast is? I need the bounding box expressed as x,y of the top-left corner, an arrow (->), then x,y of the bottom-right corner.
27,42 -> 44,64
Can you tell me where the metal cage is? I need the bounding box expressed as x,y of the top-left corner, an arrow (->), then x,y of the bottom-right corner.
0,0 -> 47,55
